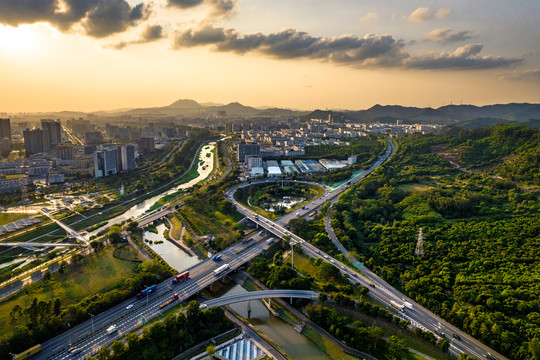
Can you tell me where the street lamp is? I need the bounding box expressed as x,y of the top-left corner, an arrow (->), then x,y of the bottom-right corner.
89,313 -> 95,333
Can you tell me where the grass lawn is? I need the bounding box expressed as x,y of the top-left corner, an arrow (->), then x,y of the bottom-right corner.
302,326 -> 360,360
168,214 -> 183,240
0,213 -> 32,227
0,244 -> 141,338
397,183 -> 434,193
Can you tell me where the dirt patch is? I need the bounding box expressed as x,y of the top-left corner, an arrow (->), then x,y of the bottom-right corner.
430,144 -> 472,173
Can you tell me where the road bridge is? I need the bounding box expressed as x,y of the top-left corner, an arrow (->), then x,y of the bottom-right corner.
40,208 -> 88,245
201,290 -> 318,309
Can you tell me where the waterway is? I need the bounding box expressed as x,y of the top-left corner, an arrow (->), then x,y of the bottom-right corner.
217,283 -> 331,360
143,223 -> 199,272
88,143 -> 215,236
265,196 -> 305,212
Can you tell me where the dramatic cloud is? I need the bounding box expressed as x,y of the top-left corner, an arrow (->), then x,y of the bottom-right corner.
408,7 -> 451,22
108,24 -> 164,49
168,0 -> 237,17
174,26 -> 522,71
404,44 -> 522,70
424,28 -> 474,44
0,0 -> 151,37
174,26 -> 407,67
360,12 -> 378,22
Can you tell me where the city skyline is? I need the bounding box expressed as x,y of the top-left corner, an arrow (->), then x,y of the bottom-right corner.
0,0 -> 539,112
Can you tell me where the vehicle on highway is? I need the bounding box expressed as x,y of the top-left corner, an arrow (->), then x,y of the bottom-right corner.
403,301 -> 414,310
68,348 -> 82,357
159,293 -> 179,309
214,263 -> 230,276
453,333 -> 462,340
106,325 -> 117,335
323,255 -> 328,259
390,300 -> 405,312
200,303 -> 207,309
137,284 -> 157,299
212,254 -> 222,261
330,260 -> 335,264
172,271 -> 190,284
126,304 -> 133,310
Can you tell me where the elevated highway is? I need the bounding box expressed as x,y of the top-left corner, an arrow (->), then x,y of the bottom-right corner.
200,290 -> 318,309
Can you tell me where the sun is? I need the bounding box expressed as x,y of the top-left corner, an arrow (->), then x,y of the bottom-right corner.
0,25 -> 43,57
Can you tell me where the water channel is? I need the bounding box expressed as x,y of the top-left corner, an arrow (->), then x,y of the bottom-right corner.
265,196 -> 306,212
216,283 -> 331,360
88,143 -> 216,236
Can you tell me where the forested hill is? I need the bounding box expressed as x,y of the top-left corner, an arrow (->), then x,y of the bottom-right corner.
330,126 -> 540,360
445,124 -> 540,185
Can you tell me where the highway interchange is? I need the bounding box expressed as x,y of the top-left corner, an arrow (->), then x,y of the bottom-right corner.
36,139 -> 505,360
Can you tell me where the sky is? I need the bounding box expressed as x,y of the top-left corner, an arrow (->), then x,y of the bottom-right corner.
0,0 -> 539,112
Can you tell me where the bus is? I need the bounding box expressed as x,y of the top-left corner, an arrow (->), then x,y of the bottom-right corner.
214,263 -> 230,276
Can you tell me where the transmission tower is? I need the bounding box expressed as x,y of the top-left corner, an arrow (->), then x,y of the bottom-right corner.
414,227 -> 424,257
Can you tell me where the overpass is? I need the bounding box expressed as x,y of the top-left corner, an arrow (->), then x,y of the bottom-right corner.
40,208 -> 89,245
137,208 -> 174,228
200,290 -> 319,309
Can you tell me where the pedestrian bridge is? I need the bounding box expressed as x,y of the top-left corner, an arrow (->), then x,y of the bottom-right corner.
201,290 -> 319,309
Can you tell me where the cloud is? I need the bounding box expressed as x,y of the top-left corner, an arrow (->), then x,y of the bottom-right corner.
174,26 -> 522,71
404,44 -> 522,69
500,68 -> 540,81
360,12 -> 378,22
168,0 -> 237,17
174,26 -> 407,67
408,7 -> 451,22
0,0 -> 151,37
424,28 -> 474,44
108,24 -> 164,49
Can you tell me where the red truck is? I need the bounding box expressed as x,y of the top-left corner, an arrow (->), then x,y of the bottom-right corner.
172,271 -> 189,284
159,293 -> 179,309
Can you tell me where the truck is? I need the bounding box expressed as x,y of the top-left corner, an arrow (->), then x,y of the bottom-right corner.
266,238 -> 274,245
106,325 -> 117,335
242,237 -> 253,244
254,214 -> 259,221
212,254 -> 223,261
159,293 -> 179,309
137,284 -> 157,299
172,271 -> 189,284
390,300 -> 405,312
214,263 -> 230,276
403,301 -> 413,311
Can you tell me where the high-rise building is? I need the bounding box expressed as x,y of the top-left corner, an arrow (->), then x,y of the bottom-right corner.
237,142 -> 260,162
23,128 -> 50,155
118,144 -> 136,172
41,119 -> 62,149
56,144 -> 74,165
137,137 -> 155,154
94,148 -> 118,178
0,118 -> 11,140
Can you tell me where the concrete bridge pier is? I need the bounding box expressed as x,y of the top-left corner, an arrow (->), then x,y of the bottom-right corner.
247,300 -> 251,319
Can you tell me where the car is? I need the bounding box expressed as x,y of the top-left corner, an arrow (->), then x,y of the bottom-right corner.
323,255 -> 329,259
126,304 -> 134,310
341,265 -> 345,269
330,260 -> 335,264
369,283 -> 375,288
200,304 -> 207,309
452,333 -> 461,340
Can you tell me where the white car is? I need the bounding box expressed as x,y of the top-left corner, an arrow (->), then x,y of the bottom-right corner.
126,304 -> 133,310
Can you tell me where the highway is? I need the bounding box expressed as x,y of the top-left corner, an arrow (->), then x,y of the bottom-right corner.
201,290 -> 318,309
226,140 -> 507,360
35,139 -> 504,360
37,229 -> 277,359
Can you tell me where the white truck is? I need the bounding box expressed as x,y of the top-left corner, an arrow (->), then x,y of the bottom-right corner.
106,325 -> 117,335
403,301 -> 414,311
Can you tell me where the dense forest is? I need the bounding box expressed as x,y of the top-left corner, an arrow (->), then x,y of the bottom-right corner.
331,125 -> 540,359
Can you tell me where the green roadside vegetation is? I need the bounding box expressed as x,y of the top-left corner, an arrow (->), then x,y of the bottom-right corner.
86,301 -> 235,360
0,213 -> 31,227
330,124 -> 540,360
247,244 -> 452,360
234,182 -> 324,220
167,214 -> 183,240
0,239 -> 176,358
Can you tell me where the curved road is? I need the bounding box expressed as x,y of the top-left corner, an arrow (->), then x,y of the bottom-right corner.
201,289 -> 318,309
226,140 -> 507,360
